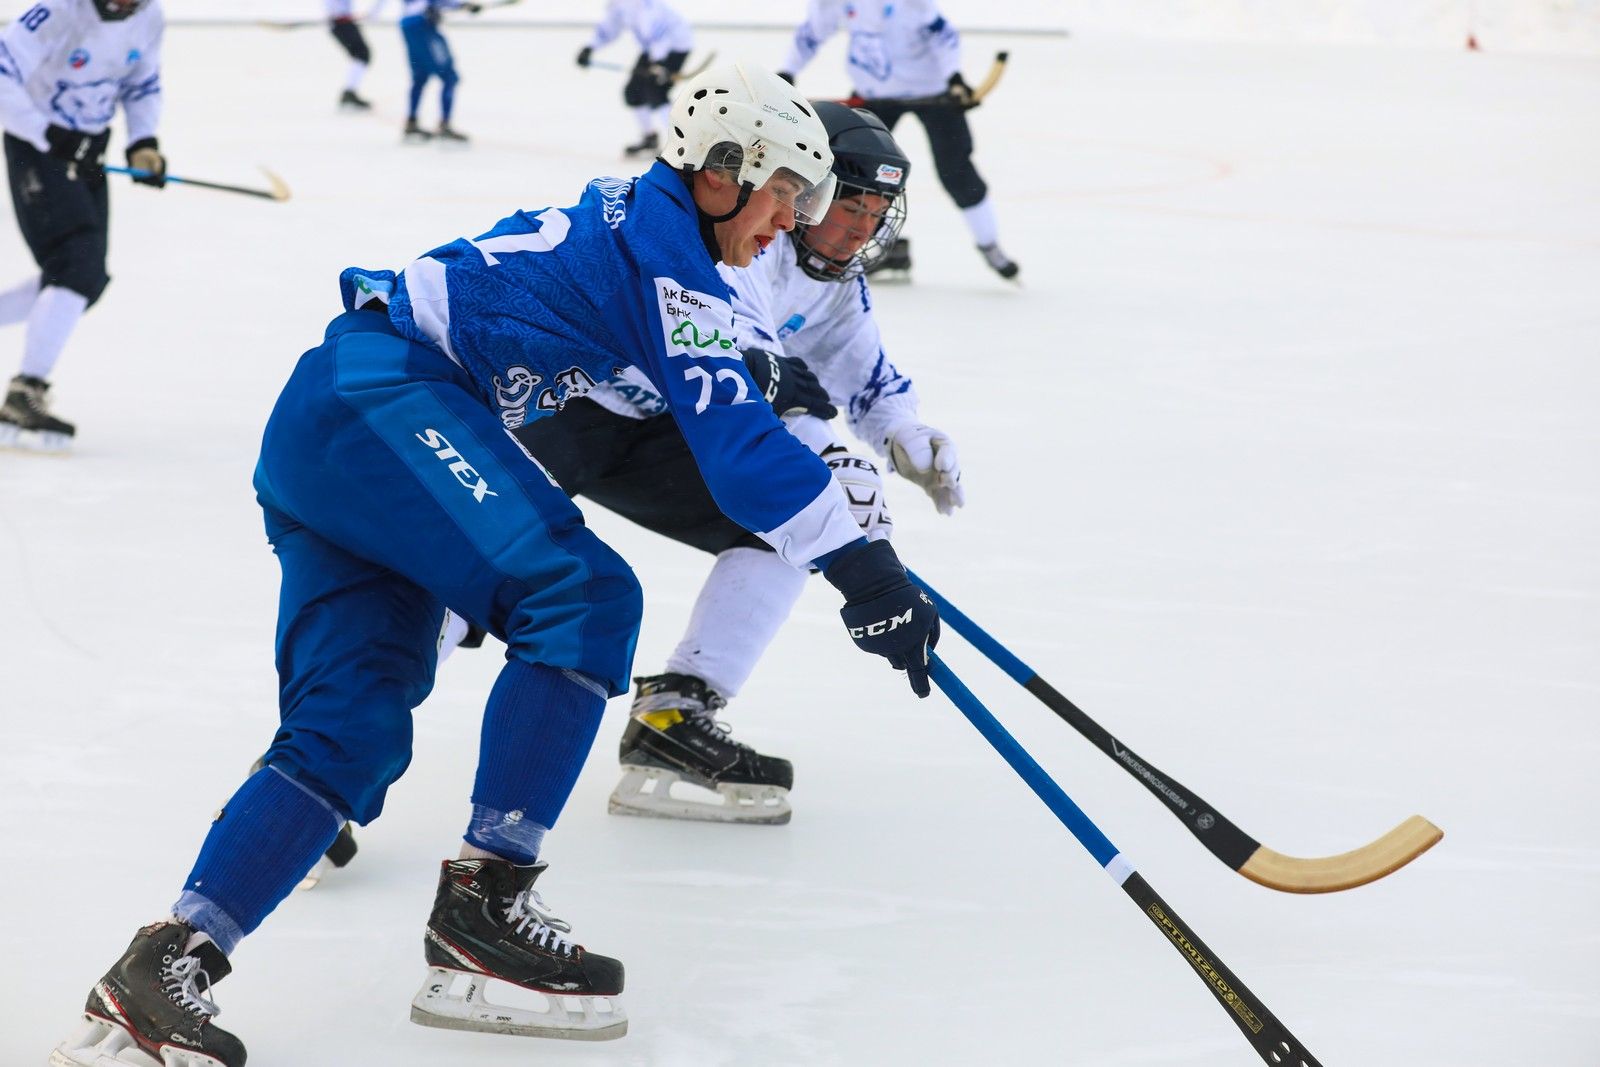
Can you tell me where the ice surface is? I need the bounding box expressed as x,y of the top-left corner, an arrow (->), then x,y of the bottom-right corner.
1,13 -> 1597,1067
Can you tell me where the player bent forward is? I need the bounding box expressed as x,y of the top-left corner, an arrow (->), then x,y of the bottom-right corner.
47,64 -> 938,1067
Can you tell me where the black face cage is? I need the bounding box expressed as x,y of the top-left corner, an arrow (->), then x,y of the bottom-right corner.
794,182 -> 908,283
94,0 -> 143,19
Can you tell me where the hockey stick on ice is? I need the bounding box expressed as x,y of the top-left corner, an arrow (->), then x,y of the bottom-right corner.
105,165 -> 291,202
584,50 -> 717,82
929,655 -> 1324,1066
909,571 -> 1443,893
856,51 -> 1009,110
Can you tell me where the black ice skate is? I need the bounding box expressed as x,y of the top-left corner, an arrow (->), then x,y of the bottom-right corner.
338,88 -> 372,110
49,920 -> 245,1067
622,131 -> 659,158
978,242 -> 1021,281
435,124 -> 470,145
412,858 -> 626,1041
0,373 -> 75,452
402,118 -> 433,143
609,673 -> 794,825
864,235 -> 913,283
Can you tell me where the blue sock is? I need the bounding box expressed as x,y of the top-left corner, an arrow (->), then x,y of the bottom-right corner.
173,766 -> 344,954
468,659 -> 606,864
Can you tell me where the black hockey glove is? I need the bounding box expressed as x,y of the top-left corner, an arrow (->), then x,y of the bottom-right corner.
576,46 -> 593,67
125,137 -> 166,188
824,539 -> 940,698
946,72 -> 977,109
45,125 -> 107,173
742,348 -> 838,420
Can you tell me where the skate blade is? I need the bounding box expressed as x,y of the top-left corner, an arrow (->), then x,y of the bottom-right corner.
608,766 -> 792,825
410,968 -> 627,1041
0,425 -> 72,453
49,1012 -> 225,1067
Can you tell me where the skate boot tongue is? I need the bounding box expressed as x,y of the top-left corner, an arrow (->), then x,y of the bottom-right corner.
183,931 -> 233,986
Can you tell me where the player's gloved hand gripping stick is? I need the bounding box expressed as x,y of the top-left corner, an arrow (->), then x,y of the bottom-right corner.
742,348 -> 837,419
823,540 -> 940,697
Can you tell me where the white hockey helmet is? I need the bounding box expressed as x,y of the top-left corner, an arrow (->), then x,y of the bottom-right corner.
664,63 -> 837,225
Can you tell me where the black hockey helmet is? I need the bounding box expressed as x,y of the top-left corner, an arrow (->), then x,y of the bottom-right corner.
93,0 -> 145,21
794,101 -> 911,282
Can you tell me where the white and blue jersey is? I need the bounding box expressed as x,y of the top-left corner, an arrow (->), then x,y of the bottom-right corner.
782,0 -> 960,100
590,229 -> 921,457
342,161 -> 863,570
0,0 -> 163,151
585,0 -> 692,62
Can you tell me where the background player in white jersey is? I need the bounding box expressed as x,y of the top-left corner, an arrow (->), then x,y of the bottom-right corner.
326,0 -> 380,110
47,65 -> 939,1066
779,0 -> 1020,282
506,102 -> 962,824
0,0 -> 165,450
576,0 -> 694,158
399,0 -> 479,142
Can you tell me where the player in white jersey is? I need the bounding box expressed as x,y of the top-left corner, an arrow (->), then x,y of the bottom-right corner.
326,0 -> 380,110
576,0 -> 694,157
779,0 -> 1020,282
503,102 -> 963,823
0,0 -> 165,451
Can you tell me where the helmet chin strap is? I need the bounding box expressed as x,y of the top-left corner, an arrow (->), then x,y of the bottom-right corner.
702,180 -> 755,224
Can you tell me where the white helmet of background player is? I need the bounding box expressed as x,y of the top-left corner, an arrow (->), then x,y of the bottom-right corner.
93,0 -> 146,20
663,63 -> 837,225
794,102 -> 912,282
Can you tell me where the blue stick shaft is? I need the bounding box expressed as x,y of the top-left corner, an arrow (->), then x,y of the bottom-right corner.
928,654 -> 1128,876
909,569 -> 1034,684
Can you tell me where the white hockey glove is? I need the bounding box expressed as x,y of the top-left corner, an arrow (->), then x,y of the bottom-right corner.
884,423 -> 964,515
823,445 -> 893,542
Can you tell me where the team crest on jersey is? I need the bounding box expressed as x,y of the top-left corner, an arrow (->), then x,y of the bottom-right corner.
68,49 -> 90,69
50,79 -> 120,130
875,163 -> 903,186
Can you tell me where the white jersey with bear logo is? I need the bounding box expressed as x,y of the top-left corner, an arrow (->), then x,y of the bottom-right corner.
781,0 -> 961,101
0,0 -> 163,152
586,0 -> 693,62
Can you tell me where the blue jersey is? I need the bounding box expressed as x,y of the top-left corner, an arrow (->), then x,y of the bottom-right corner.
337,161 -> 863,569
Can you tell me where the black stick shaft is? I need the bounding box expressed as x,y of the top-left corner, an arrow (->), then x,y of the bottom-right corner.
909,571 -> 1263,872
1122,873 -> 1325,1066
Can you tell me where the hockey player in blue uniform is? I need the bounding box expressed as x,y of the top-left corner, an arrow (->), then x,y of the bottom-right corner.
398,0 -> 478,142
47,64 -> 938,1066
0,0 -> 166,450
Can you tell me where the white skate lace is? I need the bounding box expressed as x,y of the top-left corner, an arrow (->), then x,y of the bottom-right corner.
505,887 -> 576,957
162,955 -> 222,1020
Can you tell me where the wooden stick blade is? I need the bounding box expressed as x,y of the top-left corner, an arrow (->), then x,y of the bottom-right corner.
972,52 -> 1009,103
260,168 -> 292,202
1239,815 -> 1443,893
